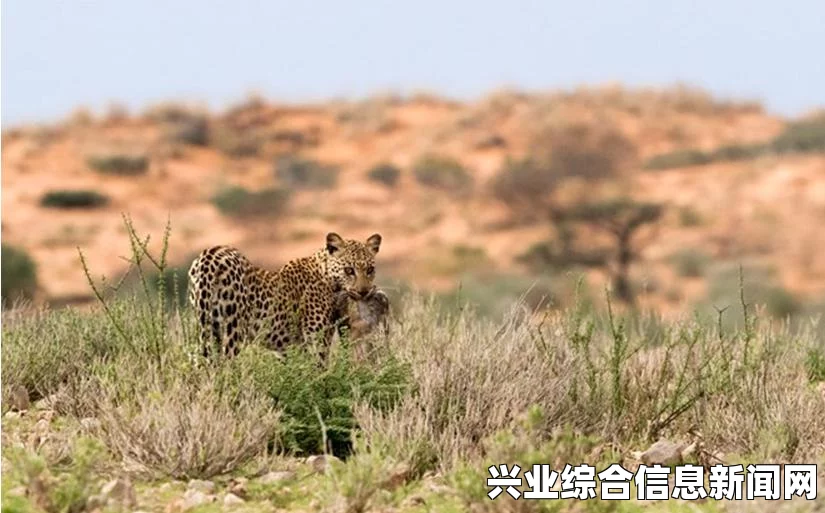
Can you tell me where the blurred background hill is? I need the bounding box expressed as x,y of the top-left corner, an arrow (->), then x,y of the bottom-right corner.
2,1 -> 824,321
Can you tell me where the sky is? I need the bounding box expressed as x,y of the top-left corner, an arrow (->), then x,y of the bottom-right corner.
2,0 -> 824,126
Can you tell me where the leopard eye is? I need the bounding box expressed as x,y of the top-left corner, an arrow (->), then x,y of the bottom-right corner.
344,266 -> 355,276
367,265 -> 375,275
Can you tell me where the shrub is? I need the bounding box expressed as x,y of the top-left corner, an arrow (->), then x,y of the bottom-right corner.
209,125 -> 264,157
211,186 -> 291,218
490,157 -> 556,217
1,243 -> 37,304
87,154 -> 149,176
771,114 -> 825,153
275,155 -> 339,189
678,206 -> 704,227
413,155 -> 473,195
165,116 -> 209,146
366,163 -> 401,187
671,248 -> 709,278
40,190 -> 109,209
238,344 -> 410,457
644,148 -> 711,170
765,286 -> 802,319
539,123 -> 636,180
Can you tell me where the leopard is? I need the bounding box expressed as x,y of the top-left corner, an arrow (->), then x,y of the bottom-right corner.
187,232 -> 382,357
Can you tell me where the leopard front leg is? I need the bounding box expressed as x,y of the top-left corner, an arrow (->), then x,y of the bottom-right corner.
300,287 -> 336,361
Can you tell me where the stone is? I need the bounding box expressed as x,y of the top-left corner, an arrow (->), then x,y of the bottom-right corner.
223,493 -> 245,506
638,439 -> 686,466
178,489 -> 215,511
306,454 -> 340,474
187,479 -> 215,494
259,470 -> 296,484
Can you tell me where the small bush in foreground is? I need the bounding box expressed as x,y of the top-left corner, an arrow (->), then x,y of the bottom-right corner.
40,190 -> 109,209
1,243 -> 38,304
87,154 -> 149,176
211,186 -> 291,218
366,163 -> 401,187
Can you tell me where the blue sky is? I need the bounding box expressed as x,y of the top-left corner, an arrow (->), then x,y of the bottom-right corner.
2,0 -> 824,126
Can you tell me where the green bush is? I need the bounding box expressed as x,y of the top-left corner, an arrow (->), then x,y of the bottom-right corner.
772,115 -> 825,153
490,157 -> 556,214
209,125 -> 264,157
275,155 -> 339,189
678,206 -> 704,227
366,163 -> 401,187
40,190 -> 109,209
211,186 -> 291,218
1,243 -> 38,304
671,248 -> 709,278
765,286 -> 802,319
87,154 -> 149,176
237,344 -> 410,457
644,148 -> 711,170
413,154 -> 473,195
166,116 -> 210,146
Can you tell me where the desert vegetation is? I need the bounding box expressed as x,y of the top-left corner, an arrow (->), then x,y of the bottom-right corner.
2,223 -> 825,512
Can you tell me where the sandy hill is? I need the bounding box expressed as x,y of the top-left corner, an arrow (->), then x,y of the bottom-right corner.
2,84 -> 824,315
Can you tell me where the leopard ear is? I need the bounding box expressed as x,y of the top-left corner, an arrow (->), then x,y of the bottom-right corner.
326,232 -> 345,254
366,233 -> 382,255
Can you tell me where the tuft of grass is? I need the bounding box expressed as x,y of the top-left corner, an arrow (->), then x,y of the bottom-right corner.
2,243 -> 38,304
366,163 -> 401,187
40,190 -> 110,209
211,186 -> 291,218
87,154 -> 149,176
413,154 -> 473,196
275,155 -> 339,189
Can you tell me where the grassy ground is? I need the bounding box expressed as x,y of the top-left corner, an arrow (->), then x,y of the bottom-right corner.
2,226 -> 825,512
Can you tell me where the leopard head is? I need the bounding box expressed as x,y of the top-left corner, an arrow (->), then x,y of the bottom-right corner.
324,232 -> 381,300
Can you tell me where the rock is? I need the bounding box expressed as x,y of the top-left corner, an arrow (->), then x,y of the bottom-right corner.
638,440 -> 686,466
306,454 -> 340,474
178,489 -> 215,511
8,384 -> 30,411
223,493 -> 245,506
3,411 -> 21,420
187,479 -> 215,494
100,478 -> 137,508
6,486 -> 27,497
259,470 -> 296,484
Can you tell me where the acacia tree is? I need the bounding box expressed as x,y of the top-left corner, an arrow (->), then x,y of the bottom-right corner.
491,123 -> 662,304
561,199 -> 663,304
